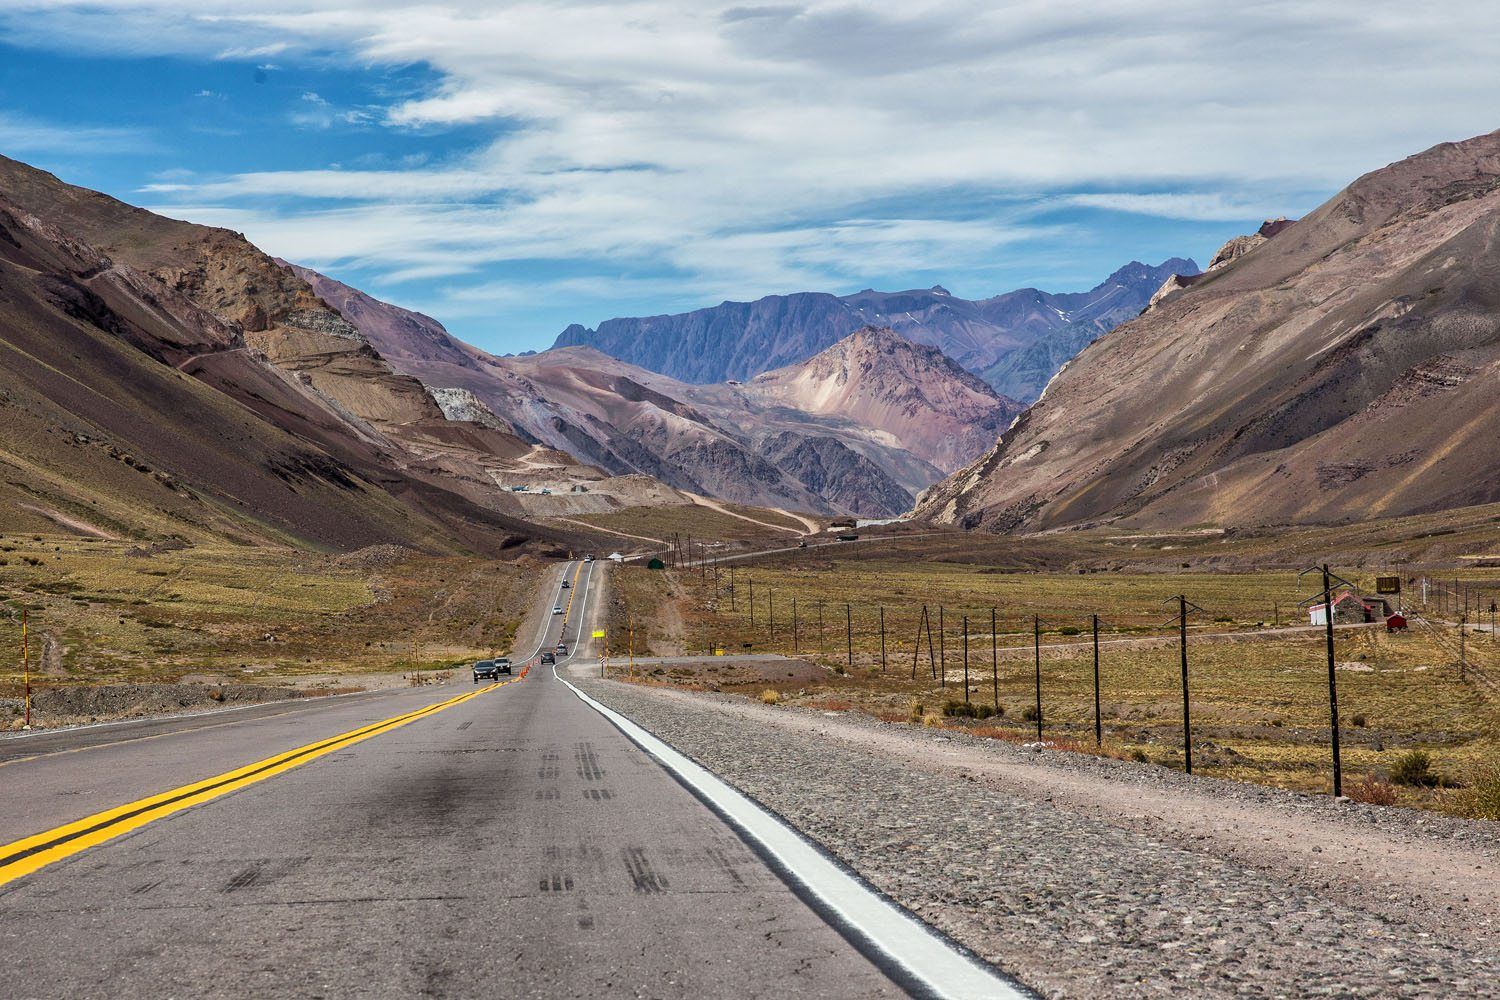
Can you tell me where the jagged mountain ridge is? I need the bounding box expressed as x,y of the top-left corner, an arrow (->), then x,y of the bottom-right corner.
291,264 -> 1013,516
552,258 -> 1198,400
916,130 -> 1500,533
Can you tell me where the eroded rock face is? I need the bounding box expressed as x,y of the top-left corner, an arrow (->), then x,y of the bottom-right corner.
916,129 -> 1500,532
1147,218 -> 1298,312
425,386 -> 509,430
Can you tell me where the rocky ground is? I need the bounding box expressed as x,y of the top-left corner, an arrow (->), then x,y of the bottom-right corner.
577,676 -> 1500,999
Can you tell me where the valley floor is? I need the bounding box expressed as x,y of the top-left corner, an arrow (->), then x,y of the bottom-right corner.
576,675 -> 1500,999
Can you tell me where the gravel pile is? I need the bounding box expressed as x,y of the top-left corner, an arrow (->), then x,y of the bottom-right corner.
579,677 -> 1500,999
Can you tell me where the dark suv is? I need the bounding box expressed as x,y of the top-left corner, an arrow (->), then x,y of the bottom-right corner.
472,659 -> 499,683
540,651 -> 556,665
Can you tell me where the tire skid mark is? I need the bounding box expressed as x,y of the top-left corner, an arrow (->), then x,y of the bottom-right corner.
622,846 -> 669,893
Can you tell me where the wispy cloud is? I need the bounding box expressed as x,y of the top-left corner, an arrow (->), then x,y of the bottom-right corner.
0,111 -> 151,155
7,1 -> 1500,342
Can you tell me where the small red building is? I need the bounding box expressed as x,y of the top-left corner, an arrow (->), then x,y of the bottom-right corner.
1386,613 -> 1408,633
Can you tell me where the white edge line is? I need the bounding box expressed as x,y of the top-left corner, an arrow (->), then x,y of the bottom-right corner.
552,666 -> 1030,1000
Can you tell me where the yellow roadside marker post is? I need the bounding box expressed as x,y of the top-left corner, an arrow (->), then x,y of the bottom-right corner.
593,629 -> 607,677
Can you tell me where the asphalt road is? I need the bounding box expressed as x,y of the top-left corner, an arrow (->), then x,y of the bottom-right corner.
0,561 -> 902,998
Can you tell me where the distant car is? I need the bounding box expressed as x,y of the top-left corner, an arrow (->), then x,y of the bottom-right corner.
540,651 -> 556,665
796,541 -> 807,548
495,657 -> 512,675
583,554 -> 594,562
837,533 -> 859,542
555,642 -> 568,656
560,580 -> 570,589
472,659 -> 499,683
552,606 -> 564,615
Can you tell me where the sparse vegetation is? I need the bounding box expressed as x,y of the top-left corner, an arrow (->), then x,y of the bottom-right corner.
1458,759 -> 1500,820
0,533 -> 536,725
943,699 -> 998,720
1345,775 -> 1398,806
759,688 -> 781,705
624,532 -> 1500,819
1389,750 -> 1438,788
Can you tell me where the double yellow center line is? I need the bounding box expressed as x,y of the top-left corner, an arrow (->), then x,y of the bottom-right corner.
0,670 -> 525,888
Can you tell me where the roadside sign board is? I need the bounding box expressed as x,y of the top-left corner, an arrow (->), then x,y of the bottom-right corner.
591,630 -> 606,638
1376,576 -> 1401,595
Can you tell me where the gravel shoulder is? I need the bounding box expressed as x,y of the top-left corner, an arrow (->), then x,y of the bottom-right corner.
575,675 -> 1500,999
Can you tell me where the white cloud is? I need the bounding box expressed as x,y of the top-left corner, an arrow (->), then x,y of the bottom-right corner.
8,1 -> 1500,334
1060,193 -> 1299,223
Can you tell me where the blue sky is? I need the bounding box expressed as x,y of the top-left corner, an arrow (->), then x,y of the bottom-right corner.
3,2 -> 1499,355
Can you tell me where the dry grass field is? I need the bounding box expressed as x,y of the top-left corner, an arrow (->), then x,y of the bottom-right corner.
612,555 -> 1500,820
562,501 -> 806,549
0,532 -> 539,725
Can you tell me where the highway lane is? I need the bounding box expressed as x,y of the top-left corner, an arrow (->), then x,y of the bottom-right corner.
0,560 -> 903,997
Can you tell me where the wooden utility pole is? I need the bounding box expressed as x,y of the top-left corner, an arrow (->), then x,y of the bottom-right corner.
879,606 -> 887,672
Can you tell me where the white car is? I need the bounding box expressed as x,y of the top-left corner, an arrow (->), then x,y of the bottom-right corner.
552,606 -> 564,615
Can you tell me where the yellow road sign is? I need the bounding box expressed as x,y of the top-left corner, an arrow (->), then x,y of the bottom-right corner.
591,629 -> 606,638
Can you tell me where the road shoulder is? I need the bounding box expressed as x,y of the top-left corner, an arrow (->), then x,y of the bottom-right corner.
574,676 -> 1500,999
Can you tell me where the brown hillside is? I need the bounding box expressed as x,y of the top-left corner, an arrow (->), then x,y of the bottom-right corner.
918,130 -> 1500,532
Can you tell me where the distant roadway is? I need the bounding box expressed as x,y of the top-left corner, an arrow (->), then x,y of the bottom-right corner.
0,560 -> 1014,997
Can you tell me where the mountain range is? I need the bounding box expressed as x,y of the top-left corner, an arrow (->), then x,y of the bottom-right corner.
293,263 -> 1020,516
553,258 -> 1197,401
917,129 -> 1500,532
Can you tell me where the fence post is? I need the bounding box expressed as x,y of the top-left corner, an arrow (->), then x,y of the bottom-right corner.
749,578 -> 754,627
924,602 -> 936,680
962,614 -> 970,703
879,606 -> 887,672
769,588 -> 775,637
845,603 -> 852,673
1032,614 -> 1043,740
990,607 -> 999,714
792,597 -> 799,655
938,606 -> 946,689
1092,614 -> 1102,746
1322,564 -> 1343,797
911,605 -> 924,680
21,608 -> 31,731
1178,595 -> 1192,775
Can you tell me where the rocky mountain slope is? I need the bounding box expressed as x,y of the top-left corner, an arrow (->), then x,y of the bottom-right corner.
0,154 -> 572,552
294,263 -> 1011,516
916,130 -> 1500,532
552,259 -> 1197,400
743,326 -> 1023,476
